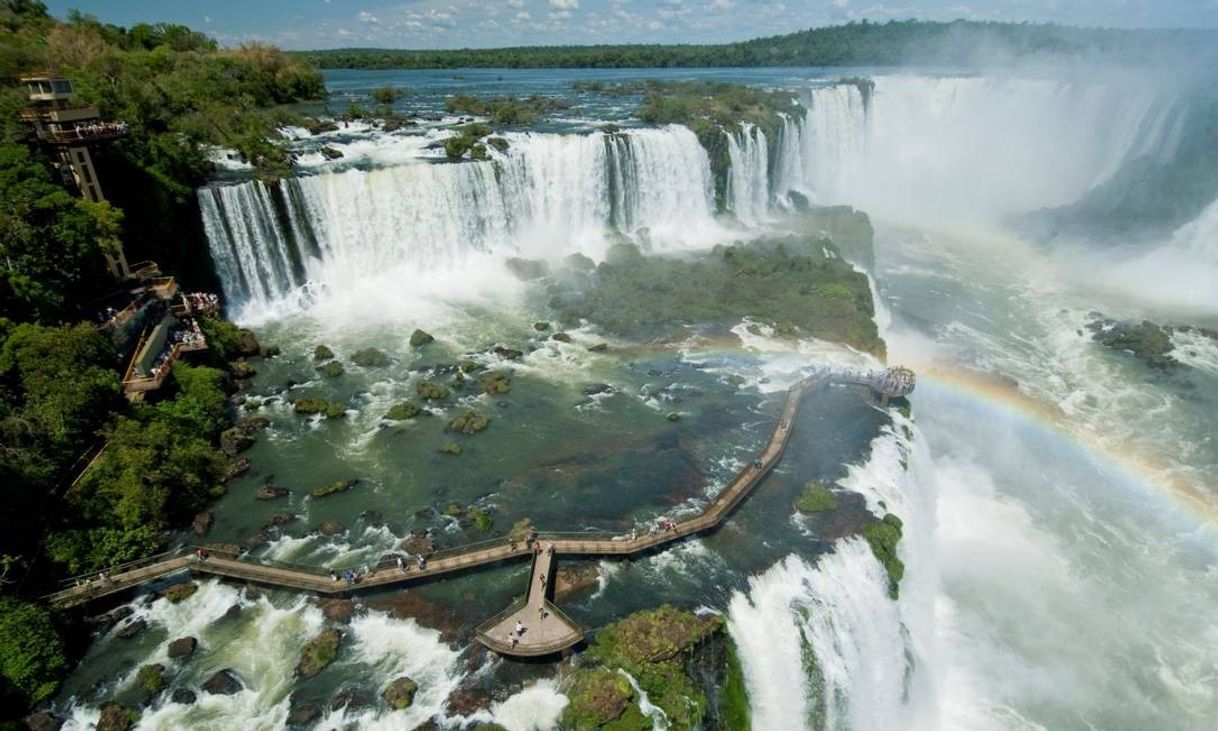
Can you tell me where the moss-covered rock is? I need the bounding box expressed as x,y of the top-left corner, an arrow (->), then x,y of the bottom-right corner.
313,344 -> 334,361
96,704 -> 134,731
386,401 -> 422,420
297,628 -> 341,678
416,380 -> 450,401
449,410 -> 490,434
479,371 -> 511,394
533,321 -> 550,331
508,518 -> 534,543
409,329 -> 434,347
861,513 -> 905,598
381,676 -> 418,709
136,664 -> 166,695
311,479 -> 358,498
317,360 -> 345,378
551,332 -> 572,343
666,412 -> 681,422
469,507 -> 493,532
795,480 -> 838,514
439,442 -> 462,455
561,667 -> 646,730
161,582 -> 199,604
458,359 -> 479,373
564,252 -> 596,272
351,348 -> 390,367
293,398 -> 346,418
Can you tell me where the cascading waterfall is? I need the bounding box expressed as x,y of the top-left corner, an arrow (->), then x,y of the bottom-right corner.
726,123 -> 771,224
199,125 -> 716,315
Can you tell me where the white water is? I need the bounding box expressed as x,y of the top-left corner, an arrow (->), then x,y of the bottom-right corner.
200,125 -> 720,318
726,122 -> 770,224
783,76 -> 1184,223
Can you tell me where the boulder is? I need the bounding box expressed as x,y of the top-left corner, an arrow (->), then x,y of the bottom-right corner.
587,342 -> 610,353
386,401 -> 422,420
236,416 -> 270,432
313,344 -> 335,361
192,511 -> 212,537
478,371 -> 511,394
492,345 -> 523,360
116,619 -> 147,639
582,383 -> 614,396
261,345 -> 281,357
551,332 -> 572,343
297,628 -> 342,678
220,427 -> 255,456
533,321 -> 550,331
350,348 -> 390,367
267,512 -> 297,526
310,479 -> 358,499
257,485 -> 290,501
235,330 -> 261,357
666,412 -> 681,422
293,398 -> 346,418
224,458 -> 250,481
400,533 -> 435,556
201,669 -> 243,696
409,329 -> 434,348
564,252 -> 596,271
167,636 -> 197,659
228,361 -> 256,379
438,441 -> 462,455
416,380 -> 450,401
317,360 -> 345,378
448,410 -> 490,435
446,686 -> 493,716
505,257 -> 549,281
319,145 -> 344,161
381,676 -> 418,709
160,582 -> 198,604
136,664 -> 166,696
23,711 -> 62,731
332,687 -> 374,711
242,531 -> 268,551
317,597 -> 355,623
314,520 -> 346,536
96,705 -> 131,731
170,688 -> 197,705
286,701 -> 322,727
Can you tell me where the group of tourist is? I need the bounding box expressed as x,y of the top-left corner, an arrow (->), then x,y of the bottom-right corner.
183,291 -> 220,315
328,552 -> 427,586
60,120 -> 127,141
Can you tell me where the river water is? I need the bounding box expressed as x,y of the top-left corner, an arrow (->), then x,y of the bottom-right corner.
57,67 -> 1218,729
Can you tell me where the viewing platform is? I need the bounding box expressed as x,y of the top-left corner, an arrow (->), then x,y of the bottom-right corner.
46,366 -> 915,657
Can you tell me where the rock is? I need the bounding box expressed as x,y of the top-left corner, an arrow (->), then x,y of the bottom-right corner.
228,360 -> 256,379
416,380 -> 450,401
136,664 -> 166,695
286,701 -> 321,727
381,676 -> 419,709
795,480 -> 837,514
587,342 -> 610,353
313,344 -> 335,361
205,543 -> 242,556
201,669 -> 243,696
332,687 -> 374,711
167,636 -> 198,659
317,360 -> 345,378
261,345 -> 281,357
319,145 -> 344,161
446,686 -> 493,716
478,371 -> 511,394
224,458 -> 250,481
582,383 -> 614,396
192,511 -> 212,536
551,332 -> 572,343
160,582 -> 198,604
386,401 -> 422,420
351,348 -> 390,367
257,485 -> 290,501
23,711 -> 62,731
310,479 -> 358,498
561,668 -> 633,729
448,410 -> 490,435
316,598 -> 355,623
220,427 -> 255,456
666,412 -> 681,422
400,533 -> 435,556
96,705 -> 132,731
414,507 -> 436,519
458,359 -> 479,373
235,330 -> 261,357
505,257 -> 549,281
533,321 -> 550,331
87,605 -> 133,632
297,628 -> 342,678
554,563 -> 601,601
293,398 -> 346,418
438,441 -> 462,455
116,619 -> 147,639
492,345 -> 524,360
237,416 -> 270,432
170,688 -> 197,705
267,512 -> 297,526
410,329 -> 435,347
564,252 -> 596,271
242,531 -> 268,551
314,520 -> 346,536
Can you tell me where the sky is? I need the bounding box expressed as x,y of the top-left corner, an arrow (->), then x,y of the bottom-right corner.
43,0 -> 1218,50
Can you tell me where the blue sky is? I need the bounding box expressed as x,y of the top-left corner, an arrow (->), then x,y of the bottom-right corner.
45,1 -> 1218,50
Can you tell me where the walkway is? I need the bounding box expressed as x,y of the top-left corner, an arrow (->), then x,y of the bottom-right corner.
477,547 -> 583,657
45,366 -> 913,653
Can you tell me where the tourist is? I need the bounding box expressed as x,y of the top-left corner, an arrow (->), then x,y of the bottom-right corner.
329,570 -> 338,582
515,620 -> 525,636
510,635 -> 518,649
546,541 -> 555,555
396,556 -> 405,571
417,555 -> 426,570
362,563 -> 372,577
540,574 -> 547,588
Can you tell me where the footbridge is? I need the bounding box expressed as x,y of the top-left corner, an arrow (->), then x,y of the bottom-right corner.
45,365 -> 914,657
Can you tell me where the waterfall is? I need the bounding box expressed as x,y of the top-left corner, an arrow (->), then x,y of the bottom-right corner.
199,125 -> 716,314
726,123 -> 771,224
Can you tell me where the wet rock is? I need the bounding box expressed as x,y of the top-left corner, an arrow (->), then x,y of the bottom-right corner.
87,605 -> 133,632
317,597 -> 356,623
533,321 -> 550,331
319,145 -> 344,161
317,360 -> 345,378
399,532 -> 435,556
551,332 -> 572,343
223,603 -> 242,620
446,686 -> 492,716
267,512 -> 297,526
381,676 -> 418,709
479,371 -> 511,394
314,520 -> 346,536
554,564 -> 600,602
224,457 -> 250,481
505,257 -> 549,281
201,669 -> 243,696
257,484 -> 290,501
170,688 -> 196,705
386,401 -> 422,420
286,701 -> 322,727
136,664 -> 166,697
204,543 -> 242,556
261,345 -> 281,357
167,636 -> 197,659
297,627 -> 342,678
23,711 -> 62,731
448,410 -> 490,434
410,329 -> 435,348
116,619 -> 147,639
416,380 -> 450,401
587,342 -> 610,353
414,507 -> 436,519
564,252 -> 596,271
160,582 -> 198,604
582,383 -> 614,396
310,478 -> 358,498
237,416 -> 270,432
351,348 -> 390,367
242,531 -> 268,551
666,412 -> 681,422
332,686 -> 374,711
438,441 -> 462,455
235,330 -> 261,357
313,344 -> 334,361
220,427 -> 255,456
192,511 -> 212,537
492,345 -> 523,360
96,704 -> 132,731
228,360 -> 256,379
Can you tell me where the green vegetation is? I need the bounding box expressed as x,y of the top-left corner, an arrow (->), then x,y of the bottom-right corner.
310,479 -> 358,499
370,85 -> 404,105
317,360 -> 344,378
409,329 -> 434,347
561,667 -> 649,731
293,398 -> 347,418
0,597 -> 68,704
721,638 -> 751,729
297,628 -> 341,678
444,94 -> 568,125
795,480 -> 838,514
552,236 -> 883,356
299,21 -> 1213,70
136,664 -> 166,695
862,513 -> 905,599
386,401 -> 422,420
479,371 -> 511,394
161,582 -> 198,603
416,380 -> 450,401
469,506 -> 493,533
438,441 -> 462,455
350,348 -> 389,367
586,605 -> 723,729
508,518 -> 534,543
1086,317 -> 1178,369
448,410 -> 490,435
443,122 -> 493,160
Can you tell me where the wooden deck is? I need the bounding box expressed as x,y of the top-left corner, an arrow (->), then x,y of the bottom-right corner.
47,368 -> 907,654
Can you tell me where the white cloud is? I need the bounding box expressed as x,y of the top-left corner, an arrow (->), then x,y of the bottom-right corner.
648,19 -> 664,30
203,15 -> 211,23
357,10 -> 380,24
708,0 -> 734,9
834,0 -> 850,7
549,0 -> 579,8
508,0 -> 525,6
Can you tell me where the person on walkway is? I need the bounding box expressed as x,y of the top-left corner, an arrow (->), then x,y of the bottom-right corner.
417,555 -> 426,570
329,570 -> 338,582
515,620 -> 525,636
396,556 -> 405,572
510,635 -> 519,649
540,574 -> 547,589
546,541 -> 555,555
362,563 -> 372,578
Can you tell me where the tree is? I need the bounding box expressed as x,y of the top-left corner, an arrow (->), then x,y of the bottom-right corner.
0,596 -> 67,706
371,85 -> 403,105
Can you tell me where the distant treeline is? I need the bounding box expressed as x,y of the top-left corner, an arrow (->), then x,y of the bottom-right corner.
297,20 -> 1217,70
